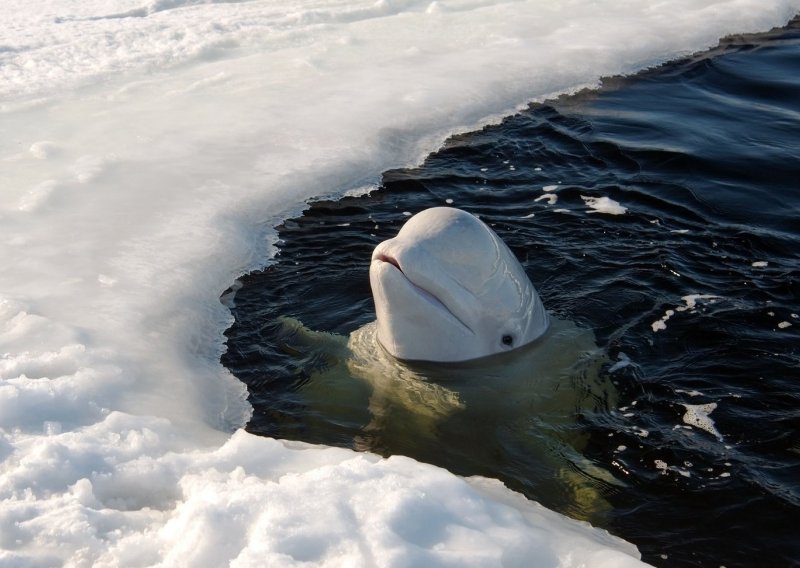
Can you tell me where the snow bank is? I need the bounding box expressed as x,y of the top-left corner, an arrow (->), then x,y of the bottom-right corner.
0,428 -> 646,566
2,0 -> 798,565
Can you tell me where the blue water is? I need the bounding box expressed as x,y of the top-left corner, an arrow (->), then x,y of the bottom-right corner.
224,19 -> 800,567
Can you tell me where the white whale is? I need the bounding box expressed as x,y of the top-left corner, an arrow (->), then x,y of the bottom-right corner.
370,207 -> 550,362
266,207 -> 620,520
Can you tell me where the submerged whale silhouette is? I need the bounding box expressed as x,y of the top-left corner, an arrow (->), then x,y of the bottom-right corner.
370,207 -> 549,362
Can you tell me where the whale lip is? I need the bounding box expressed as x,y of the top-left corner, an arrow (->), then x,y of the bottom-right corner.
371,256 -> 474,336
374,253 -> 402,273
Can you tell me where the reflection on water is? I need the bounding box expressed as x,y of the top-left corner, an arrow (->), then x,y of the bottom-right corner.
224,18 -> 800,568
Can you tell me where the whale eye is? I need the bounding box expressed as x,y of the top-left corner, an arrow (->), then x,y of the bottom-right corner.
502,335 -> 514,347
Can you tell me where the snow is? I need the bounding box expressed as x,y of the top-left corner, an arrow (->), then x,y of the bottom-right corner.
2,0 -> 799,565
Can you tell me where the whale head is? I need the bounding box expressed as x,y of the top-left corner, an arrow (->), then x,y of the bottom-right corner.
369,207 -> 549,362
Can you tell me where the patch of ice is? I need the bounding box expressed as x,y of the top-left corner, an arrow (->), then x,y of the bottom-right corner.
680,294 -> 721,311
535,194 -> 558,205
682,402 -> 723,441
343,184 -> 378,198
651,295 -> 720,332
651,309 -> 675,332
581,195 -> 627,215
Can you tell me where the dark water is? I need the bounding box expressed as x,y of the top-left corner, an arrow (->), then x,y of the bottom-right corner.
223,19 -> 800,568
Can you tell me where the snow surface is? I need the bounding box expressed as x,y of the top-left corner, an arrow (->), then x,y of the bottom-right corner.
2,1 -> 798,565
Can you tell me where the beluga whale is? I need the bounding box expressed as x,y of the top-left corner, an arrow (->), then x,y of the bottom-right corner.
266,206 -> 620,520
370,207 -> 550,362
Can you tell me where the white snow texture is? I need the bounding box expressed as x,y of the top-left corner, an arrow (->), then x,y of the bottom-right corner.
2,0 -> 799,565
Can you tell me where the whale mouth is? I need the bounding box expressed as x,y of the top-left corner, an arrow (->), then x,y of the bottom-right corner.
375,253 -> 402,273
373,254 -> 473,335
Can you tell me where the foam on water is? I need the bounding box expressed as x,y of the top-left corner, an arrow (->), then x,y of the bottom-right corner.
682,403 -> 724,442
2,1 -> 799,565
581,195 -> 628,215
651,295 -> 721,333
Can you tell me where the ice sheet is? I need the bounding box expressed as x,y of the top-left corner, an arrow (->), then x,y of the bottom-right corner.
2,0 -> 799,565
